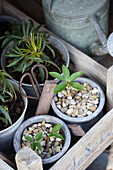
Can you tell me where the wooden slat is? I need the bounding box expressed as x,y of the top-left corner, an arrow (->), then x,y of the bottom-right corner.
107,65 -> 113,111
1,0 -> 107,87
50,108 -> 113,170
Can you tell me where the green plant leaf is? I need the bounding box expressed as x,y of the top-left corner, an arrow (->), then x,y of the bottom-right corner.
68,72 -> 83,82
0,117 -> 7,123
69,82 -> 83,91
24,136 -> 34,142
31,143 -> 36,151
0,106 -> 12,125
52,123 -> 61,133
49,72 -> 65,82
22,20 -> 26,36
36,142 -> 42,151
53,133 -> 64,140
62,65 -> 70,80
35,132 -> 43,141
7,56 -> 24,67
54,83 -> 67,93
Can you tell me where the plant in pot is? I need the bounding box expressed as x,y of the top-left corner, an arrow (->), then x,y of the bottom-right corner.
13,115 -> 71,164
1,20 -> 70,102
0,15 -> 20,67
0,69 -> 28,156
49,65 -> 105,132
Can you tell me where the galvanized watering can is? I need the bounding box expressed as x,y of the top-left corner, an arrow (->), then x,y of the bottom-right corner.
42,0 -> 113,60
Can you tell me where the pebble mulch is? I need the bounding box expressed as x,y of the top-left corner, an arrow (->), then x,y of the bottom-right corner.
21,120 -> 64,159
54,82 -> 100,117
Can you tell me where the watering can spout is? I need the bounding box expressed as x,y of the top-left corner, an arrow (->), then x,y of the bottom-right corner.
89,15 -> 113,57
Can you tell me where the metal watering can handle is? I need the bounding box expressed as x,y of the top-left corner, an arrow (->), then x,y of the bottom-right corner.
89,15 -> 113,57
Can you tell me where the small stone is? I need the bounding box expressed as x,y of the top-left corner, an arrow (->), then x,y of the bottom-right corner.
89,106 -> 96,112
49,148 -> 52,154
21,143 -> 25,147
58,92 -> 64,98
54,141 -> 59,147
32,124 -> 38,128
54,96 -> 58,102
25,142 -> 31,147
50,136 -> 55,142
22,136 -> 26,141
42,120 -> 45,126
70,99 -> 76,105
23,128 -> 27,136
56,138 -> 62,142
66,108 -> 73,115
72,108 -> 78,116
69,105 -> 74,109
37,123 -> 42,127
67,95 -> 72,100
65,99 -> 71,104
56,101 -> 61,105
45,123 -> 52,128
83,109 -> 88,116
78,109 -> 83,115
29,127 -> 34,131
40,141 -> 45,146
57,105 -> 61,109
33,129 -> 39,133
62,90 -> 67,96
60,107 -> 67,113
87,111 -> 93,116
92,88 -> 98,94
56,146 -> 60,152
62,101 -> 67,107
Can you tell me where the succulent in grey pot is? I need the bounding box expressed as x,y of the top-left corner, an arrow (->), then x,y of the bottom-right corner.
13,115 -> 71,164
50,65 -> 105,132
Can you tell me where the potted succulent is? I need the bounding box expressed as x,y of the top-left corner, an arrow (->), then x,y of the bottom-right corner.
50,65 -> 105,132
1,20 -> 70,98
13,115 -> 71,164
0,70 -> 28,156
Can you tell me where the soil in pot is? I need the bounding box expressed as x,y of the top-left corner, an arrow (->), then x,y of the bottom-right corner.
54,82 -> 100,118
21,120 -> 64,159
0,91 -> 24,130
6,45 -> 66,84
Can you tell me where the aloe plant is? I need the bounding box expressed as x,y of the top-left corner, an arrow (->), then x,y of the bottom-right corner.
3,20 -> 60,82
49,65 -> 83,93
0,70 -> 16,125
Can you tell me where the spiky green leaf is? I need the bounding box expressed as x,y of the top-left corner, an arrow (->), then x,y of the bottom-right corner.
52,123 -> 61,133
69,82 -> 83,91
24,136 -> 34,142
35,142 -> 42,151
54,83 -> 67,93
68,72 -> 83,82
62,65 -> 70,80
35,132 -> 43,141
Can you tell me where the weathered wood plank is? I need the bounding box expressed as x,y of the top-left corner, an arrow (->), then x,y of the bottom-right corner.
107,65 -> 113,111
50,108 -> 113,170
1,0 -> 107,87
15,147 -> 43,170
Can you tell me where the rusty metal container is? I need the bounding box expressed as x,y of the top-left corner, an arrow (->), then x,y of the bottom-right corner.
42,0 -> 110,60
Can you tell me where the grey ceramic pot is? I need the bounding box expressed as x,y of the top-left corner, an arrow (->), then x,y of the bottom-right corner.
1,35 -> 70,107
0,79 -> 28,156
13,115 -> 71,164
51,77 -> 105,132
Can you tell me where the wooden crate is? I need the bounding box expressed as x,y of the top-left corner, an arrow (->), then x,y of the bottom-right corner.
0,1 -> 113,169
